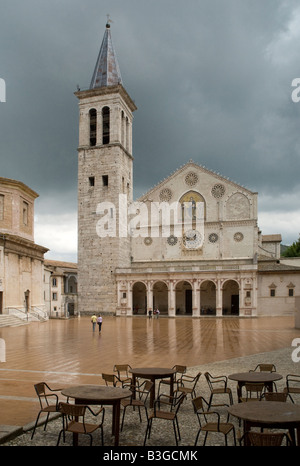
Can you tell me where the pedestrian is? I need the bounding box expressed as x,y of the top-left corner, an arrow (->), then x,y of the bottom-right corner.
97,314 -> 103,333
155,308 -> 160,318
148,309 -> 152,319
91,313 -> 97,332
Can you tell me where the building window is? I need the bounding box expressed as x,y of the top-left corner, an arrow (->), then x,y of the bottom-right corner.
102,106 -> 110,144
52,292 -> 57,301
89,108 -> 97,146
23,201 -> 29,226
270,289 -> 276,297
289,288 -> 294,297
122,292 -> 127,298
246,291 -> 251,298
52,278 -> 57,287
102,175 -> 108,187
89,176 -> 95,187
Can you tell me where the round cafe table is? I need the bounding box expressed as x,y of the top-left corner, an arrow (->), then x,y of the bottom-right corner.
228,372 -> 283,402
228,401 -> 300,446
61,384 -> 131,446
130,367 -> 176,407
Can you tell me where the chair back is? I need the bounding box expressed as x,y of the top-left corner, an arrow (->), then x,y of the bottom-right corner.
244,382 -> 264,400
114,364 -> 132,378
246,431 -> 287,446
250,363 -> 276,373
102,373 -> 117,386
264,392 -> 287,402
34,382 -> 58,409
192,396 -> 205,413
204,372 -> 226,391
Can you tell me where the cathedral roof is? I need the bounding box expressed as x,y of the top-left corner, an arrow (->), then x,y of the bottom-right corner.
90,23 -> 122,89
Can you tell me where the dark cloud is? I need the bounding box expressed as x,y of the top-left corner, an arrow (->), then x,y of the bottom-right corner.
1,0 -> 300,260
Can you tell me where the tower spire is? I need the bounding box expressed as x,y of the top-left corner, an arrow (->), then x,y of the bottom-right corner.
90,20 -> 122,89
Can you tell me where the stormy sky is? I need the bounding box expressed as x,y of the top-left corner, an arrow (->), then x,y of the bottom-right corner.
1,0 -> 300,262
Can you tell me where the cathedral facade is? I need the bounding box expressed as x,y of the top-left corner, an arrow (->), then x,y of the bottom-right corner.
76,23 -> 300,318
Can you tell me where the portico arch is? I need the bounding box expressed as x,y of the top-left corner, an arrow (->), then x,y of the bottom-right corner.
222,279 -> 240,315
175,280 -> 193,315
200,280 -> 216,315
153,281 -> 168,315
132,281 -> 147,314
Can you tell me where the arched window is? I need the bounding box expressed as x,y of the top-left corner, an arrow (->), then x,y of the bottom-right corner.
102,106 -> 110,144
89,108 -> 97,146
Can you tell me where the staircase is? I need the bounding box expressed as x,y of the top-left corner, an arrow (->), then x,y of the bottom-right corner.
0,315 -> 29,328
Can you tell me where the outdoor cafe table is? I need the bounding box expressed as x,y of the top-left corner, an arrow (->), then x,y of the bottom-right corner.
228,401 -> 300,446
61,384 -> 131,446
130,367 -> 176,407
228,372 -> 283,402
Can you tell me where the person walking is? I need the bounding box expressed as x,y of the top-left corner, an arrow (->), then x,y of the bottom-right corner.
91,313 -> 97,332
97,314 -> 103,333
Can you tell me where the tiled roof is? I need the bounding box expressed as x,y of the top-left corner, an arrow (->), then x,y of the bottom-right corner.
90,23 -> 122,89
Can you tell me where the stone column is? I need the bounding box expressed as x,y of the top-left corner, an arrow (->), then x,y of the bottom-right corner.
168,280 -> 176,317
216,278 -> 223,316
192,279 -> 200,317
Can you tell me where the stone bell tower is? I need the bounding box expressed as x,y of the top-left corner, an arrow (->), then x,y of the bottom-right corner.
75,22 -> 137,314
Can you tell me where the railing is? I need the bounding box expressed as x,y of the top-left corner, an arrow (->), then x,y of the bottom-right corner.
7,307 -> 48,322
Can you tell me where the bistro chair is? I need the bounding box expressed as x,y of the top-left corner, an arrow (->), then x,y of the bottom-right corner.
240,382 -> 265,402
283,374 -> 300,403
263,391 -> 288,402
113,364 -> 133,387
176,372 -> 201,400
101,373 -> 123,387
31,382 -> 63,439
144,391 -> 186,446
192,396 -> 236,446
249,364 -> 278,391
249,364 -> 277,373
57,402 -> 105,446
239,431 -> 291,446
204,372 -> 233,410
121,380 -> 153,430
158,365 -> 187,396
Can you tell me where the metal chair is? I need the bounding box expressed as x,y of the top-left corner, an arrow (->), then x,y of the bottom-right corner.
240,382 -> 265,402
144,392 -> 186,446
158,365 -> 187,395
31,382 -> 63,439
249,364 -> 276,373
176,372 -> 201,399
57,402 -> 105,446
249,364 -> 278,391
263,391 -> 288,402
113,364 -> 133,387
204,372 -> 233,409
121,380 -> 153,430
283,374 -> 300,403
192,396 -> 236,446
101,373 -> 123,387
240,431 -> 291,446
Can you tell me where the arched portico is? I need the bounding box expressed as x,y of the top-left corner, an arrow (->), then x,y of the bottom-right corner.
222,279 -> 240,315
175,280 -> 193,315
153,281 -> 168,315
200,280 -> 216,315
132,281 -> 147,314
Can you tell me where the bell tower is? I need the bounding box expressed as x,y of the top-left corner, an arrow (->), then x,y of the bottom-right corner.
75,22 -> 137,314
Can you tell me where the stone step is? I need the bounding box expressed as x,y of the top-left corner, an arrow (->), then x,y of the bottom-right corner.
0,315 -> 29,327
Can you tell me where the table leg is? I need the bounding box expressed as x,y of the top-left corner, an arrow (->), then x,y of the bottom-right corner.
237,382 -> 243,402
170,374 -> 174,398
112,402 -> 121,446
149,377 -> 155,408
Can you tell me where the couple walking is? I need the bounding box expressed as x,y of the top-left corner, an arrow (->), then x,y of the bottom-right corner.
91,314 -> 103,333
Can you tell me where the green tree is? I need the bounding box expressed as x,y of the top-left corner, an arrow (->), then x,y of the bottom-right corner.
282,235 -> 300,257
